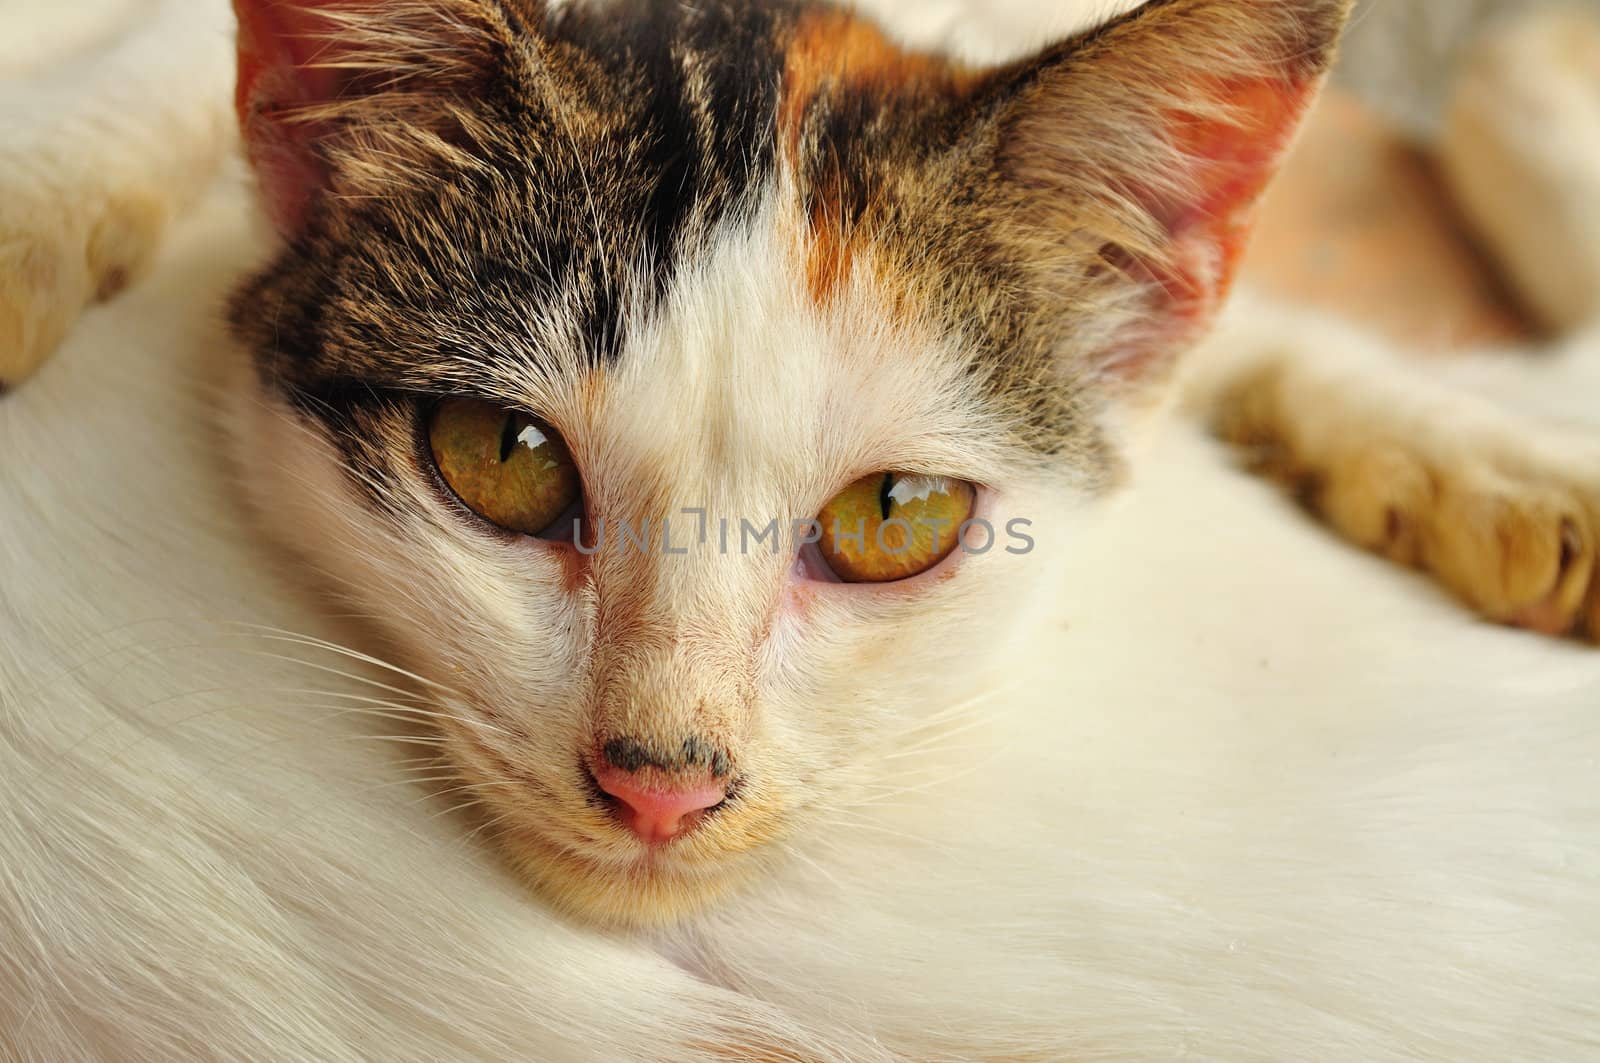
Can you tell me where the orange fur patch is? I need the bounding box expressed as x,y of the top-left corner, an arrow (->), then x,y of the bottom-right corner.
779,11 -> 977,304
1113,73 -> 1323,380
1169,75 -> 1321,304
778,11 -> 969,155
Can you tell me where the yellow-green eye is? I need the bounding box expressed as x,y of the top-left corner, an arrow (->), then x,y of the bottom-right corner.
429,399 -> 581,537
816,472 -> 977,583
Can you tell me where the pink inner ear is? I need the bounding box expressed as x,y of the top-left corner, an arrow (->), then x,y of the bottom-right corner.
234,0 -> 357,234
1113,75 -> 1321,378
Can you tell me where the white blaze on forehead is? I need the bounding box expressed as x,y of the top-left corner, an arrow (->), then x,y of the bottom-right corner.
598,188 -> 1019,492
552,184 -> 1015,622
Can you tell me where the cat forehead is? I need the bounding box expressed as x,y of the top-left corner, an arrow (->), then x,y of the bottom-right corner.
236,0 -> 1109,468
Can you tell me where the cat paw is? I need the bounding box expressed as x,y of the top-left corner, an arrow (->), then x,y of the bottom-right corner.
0,166 -> 169,390
1441,8 -> 1600,332
1400,459 -> 1596,638
1217,366 -> 1600,642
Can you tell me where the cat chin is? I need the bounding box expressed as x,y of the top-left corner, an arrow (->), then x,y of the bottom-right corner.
493,820 -> 761,928
430,708 -> 777,926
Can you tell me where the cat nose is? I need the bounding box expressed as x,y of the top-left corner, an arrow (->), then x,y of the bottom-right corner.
591,763 -> 727,845
590,738 -> 731,845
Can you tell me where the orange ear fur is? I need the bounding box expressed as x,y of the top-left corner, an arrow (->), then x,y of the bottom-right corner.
233,1 -> 356,232
1125,72 -> 1326,377
988,0 -> 1351,381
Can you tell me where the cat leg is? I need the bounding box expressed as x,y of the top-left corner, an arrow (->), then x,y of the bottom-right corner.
1182,8 -> 1600,643
0,0 -> 234,390
1185,301 -> 1600,641
1440,7 -> 1600,334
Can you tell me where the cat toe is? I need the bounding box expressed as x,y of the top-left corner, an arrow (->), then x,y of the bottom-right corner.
1584,568 -> 1600,643
0,217 -> 91,388
1315,443 -> 1432,567
0,185 -> 167,390
1423,466 -> 1597,639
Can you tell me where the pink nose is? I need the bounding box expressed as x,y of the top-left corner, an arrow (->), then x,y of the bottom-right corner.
591,763 -> 727,845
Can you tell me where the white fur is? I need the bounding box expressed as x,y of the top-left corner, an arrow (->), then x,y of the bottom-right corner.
3,1 -> 1600,1060
0,0 -> 234,383
850,0 -> 1144,61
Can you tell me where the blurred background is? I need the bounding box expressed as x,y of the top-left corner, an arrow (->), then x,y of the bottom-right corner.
1339,0 -> 1592,130
1243,0 -> 1600,351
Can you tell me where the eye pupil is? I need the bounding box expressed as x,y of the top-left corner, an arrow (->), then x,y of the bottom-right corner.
816,471 -> 977,584
498,414 -> 519,463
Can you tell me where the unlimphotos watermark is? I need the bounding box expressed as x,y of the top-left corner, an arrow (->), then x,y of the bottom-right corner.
570,509 -> 1036,557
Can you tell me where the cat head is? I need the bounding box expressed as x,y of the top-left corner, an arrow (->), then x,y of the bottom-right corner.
228,0 -> 1348,925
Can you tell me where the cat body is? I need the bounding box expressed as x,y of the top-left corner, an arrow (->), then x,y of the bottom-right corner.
2,1 -> 1599,1060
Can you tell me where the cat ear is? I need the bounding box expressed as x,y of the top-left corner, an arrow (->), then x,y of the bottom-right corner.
232,0 -> 520,234
976,0 -> 1350,381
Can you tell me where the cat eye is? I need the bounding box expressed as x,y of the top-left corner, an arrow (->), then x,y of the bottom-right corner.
428,399 -> 581,538
816,473 -> 977,583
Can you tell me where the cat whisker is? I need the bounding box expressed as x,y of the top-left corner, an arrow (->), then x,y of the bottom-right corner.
335,733 -> 455,748
271,688 -> 516,739
230,624 -> 458,694
384,772 -> 463,785
236,649 -> 439,706
410,777 -> 527,810
769,842 -> 852,895
389,753 -> 451,770
231,630 -> 452,695
874,720 -> 997,763
861,683 -> 1028,766
809,810 -> 946,844
456,806 -> 526,851
278,697 -> 467,728
429,793 -> 495,825
344,774 -> 525,824
899,679 -> 1024,724
840,762 -> 987,811
849,764 -> 983,793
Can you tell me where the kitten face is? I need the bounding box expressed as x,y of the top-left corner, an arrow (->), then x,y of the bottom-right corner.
228,0 -> 1346,923
236,205 -> 1066,922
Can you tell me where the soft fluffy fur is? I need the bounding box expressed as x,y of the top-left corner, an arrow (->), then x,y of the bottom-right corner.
3,1 -> 1600,1060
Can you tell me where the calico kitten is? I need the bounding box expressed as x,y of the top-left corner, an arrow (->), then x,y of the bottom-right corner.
221,0 -> 1352,923
4,2 -> 1600,1058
